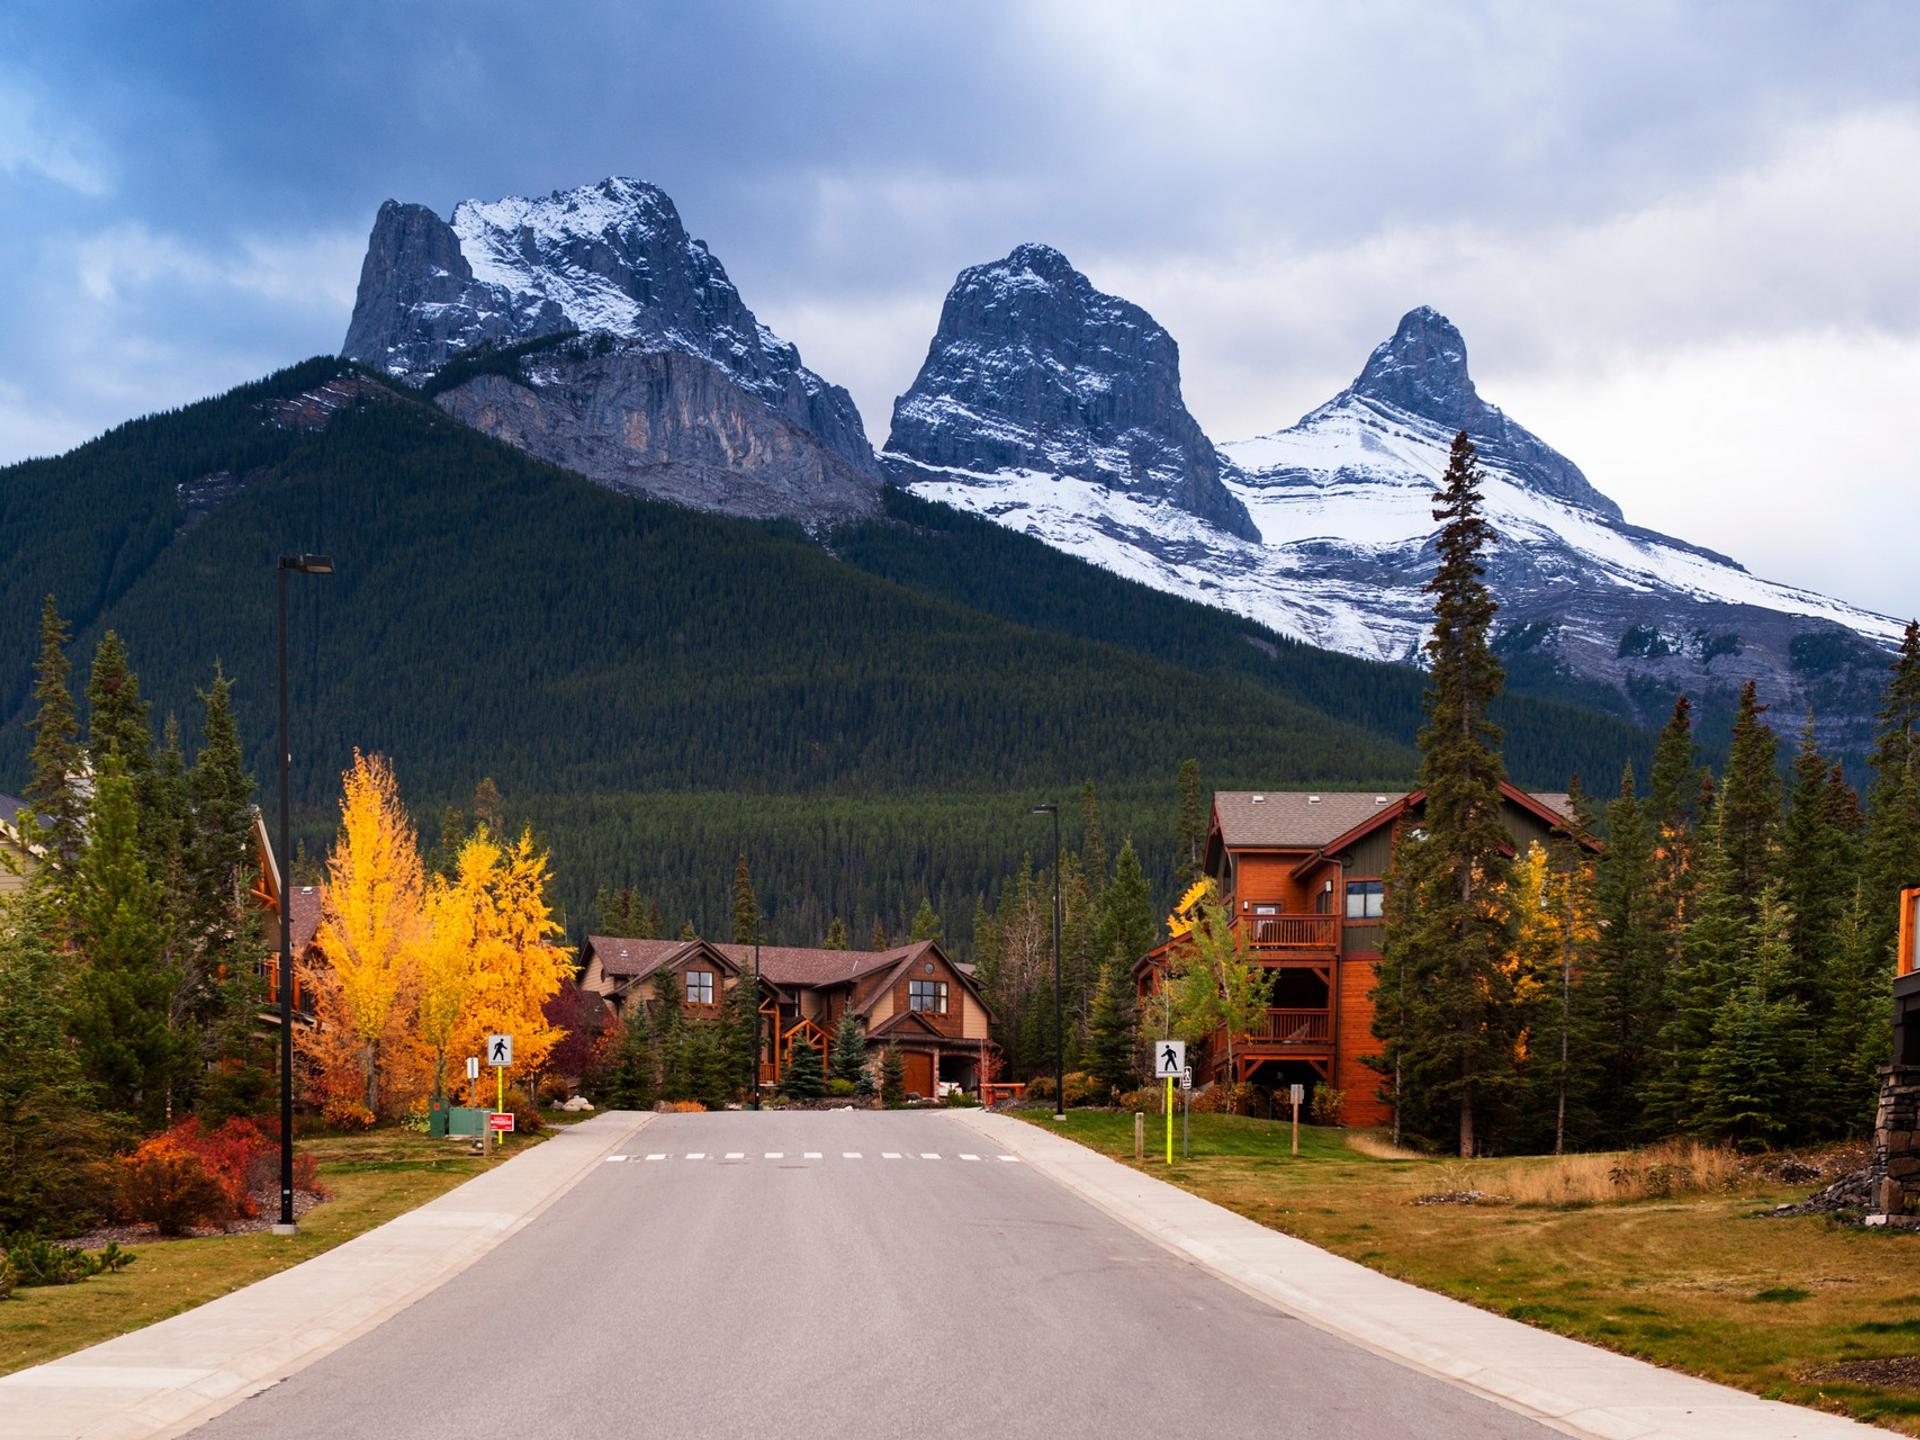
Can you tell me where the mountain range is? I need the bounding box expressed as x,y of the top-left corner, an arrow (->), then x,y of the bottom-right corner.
340,177 -> 1902,751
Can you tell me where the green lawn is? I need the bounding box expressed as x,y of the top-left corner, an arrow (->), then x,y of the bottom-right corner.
1020,1109 -> 1920,1434
0,1126 -> 546,1377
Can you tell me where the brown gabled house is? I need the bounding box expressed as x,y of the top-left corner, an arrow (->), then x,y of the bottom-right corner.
1135,782 -> 1590,1127
580,935 -> 996,1099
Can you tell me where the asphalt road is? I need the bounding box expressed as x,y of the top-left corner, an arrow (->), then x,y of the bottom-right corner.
189,1111 -> 1558,1440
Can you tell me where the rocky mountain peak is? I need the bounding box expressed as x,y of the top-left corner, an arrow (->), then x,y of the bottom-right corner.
1319,306 -> 1621,521
885,245 -> 1259,541
340,176 -> 881,522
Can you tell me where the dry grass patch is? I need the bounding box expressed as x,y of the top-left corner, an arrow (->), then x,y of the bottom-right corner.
1490,1140 -> 1749,1207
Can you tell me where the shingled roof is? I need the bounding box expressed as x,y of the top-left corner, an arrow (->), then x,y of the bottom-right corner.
1215,787 -> 1579,851
712,942 -> 917,988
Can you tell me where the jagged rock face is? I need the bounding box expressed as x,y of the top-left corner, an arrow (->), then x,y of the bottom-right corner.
341,177 -> 881,520
436,347 -> 882,522
884,244 -> 1258,541
1334,307 -> 1619,520
904,301 -> 1901,746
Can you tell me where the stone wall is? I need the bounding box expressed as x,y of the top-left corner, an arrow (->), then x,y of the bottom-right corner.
1868,1065 -> 1920,1225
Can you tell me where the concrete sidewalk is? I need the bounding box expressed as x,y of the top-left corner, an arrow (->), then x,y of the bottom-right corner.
953,1110 -> 1885,1440
0,1110 -> 649,1440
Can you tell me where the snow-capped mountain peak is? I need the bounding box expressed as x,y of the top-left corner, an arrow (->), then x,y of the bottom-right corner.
894,296 -> 1900,746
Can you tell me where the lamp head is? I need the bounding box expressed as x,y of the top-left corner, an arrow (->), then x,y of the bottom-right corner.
280,553 -> 335,575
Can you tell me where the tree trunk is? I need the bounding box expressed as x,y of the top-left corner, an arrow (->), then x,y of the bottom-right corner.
1458,1075 -> 1474,1158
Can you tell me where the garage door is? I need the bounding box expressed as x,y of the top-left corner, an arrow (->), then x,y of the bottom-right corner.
902,1050 -> 934,1098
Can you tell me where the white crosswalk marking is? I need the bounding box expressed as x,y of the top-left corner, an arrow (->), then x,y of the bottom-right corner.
725,1152 -> 744,1160
764,1152 -> 784,1159
842,1152 -> 862,1159
645,1154 -> 666,1161
960,1154 -> 980,1161
803,1151 -> 822,1159
605,1155 -> 628,1163
881,1152 -> 901,1159
920,1153 -> 940,1160
686,1153 -> 706,1160
997,1155 -> 1020,1163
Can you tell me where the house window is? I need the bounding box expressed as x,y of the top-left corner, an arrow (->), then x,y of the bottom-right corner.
684,970 -> 715,1005
1345,880 -> 1385,920
909,979 -> 948,1013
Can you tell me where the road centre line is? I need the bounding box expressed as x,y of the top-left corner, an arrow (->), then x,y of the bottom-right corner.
843,1152 -> 862,1159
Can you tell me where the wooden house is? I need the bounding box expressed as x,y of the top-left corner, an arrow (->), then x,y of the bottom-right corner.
1135,783 -> 1584,1127
0,793 -> 41,900
580,936 -> 995,1098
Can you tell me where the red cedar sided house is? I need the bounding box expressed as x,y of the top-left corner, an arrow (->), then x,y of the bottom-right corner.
1135,782 -> 1583,1127
579,936 -> 996,1098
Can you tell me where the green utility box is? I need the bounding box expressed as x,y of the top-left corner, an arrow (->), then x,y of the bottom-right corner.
446,1106 -> 488,1138
428,1097 -> 449,1137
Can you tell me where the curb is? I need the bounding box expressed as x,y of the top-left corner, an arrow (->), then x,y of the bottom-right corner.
0,1111 -> 652,1440
952,1110 -> 1886,1440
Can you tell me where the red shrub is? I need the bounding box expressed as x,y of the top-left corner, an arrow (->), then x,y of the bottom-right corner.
153,1118 -> 271,1219
117,1140 -> 231,1235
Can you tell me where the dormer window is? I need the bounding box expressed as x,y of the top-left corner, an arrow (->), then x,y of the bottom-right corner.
684,969 -> 715,1005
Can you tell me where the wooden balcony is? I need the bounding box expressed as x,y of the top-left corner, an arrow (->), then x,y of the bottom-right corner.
1243,913 -> 1338,952
1243,1008 -> 1332,1047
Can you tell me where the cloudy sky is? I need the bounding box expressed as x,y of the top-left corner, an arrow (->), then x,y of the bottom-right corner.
2,1 -> 1914,615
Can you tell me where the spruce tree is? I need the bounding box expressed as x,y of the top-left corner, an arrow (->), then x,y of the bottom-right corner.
909,898 -> 943,943
596,884 -> 653,936
183,670 -> 257,1024
601,1010 -> 656,1110
730,853 -> 762,945
652,970 -> 686,1098
679,919 -> 698,941
868,919 -> 890,951
85,631 -> 153,781
1641,820 -> 1744,1135
1094,838 -> 1156,972
1587,766 -> 1661,1140
1375,431 -> 1516,1156
1780,715 -> 1860,1008
728,966 -> 762,1098
780,1034 -> 826,1100
68,760 -> 182,1125
1085,947 -> 1140,1097
24,595 -> 85,868
828,1006 -> 867,1089
880,1043 -> 907,1108
1817,883 -> 1896,1135
822,916 -> 849,950
1718,680 -> 1782,915
1864,620 -> 1920,966
1696,884 -> 1805,1148
1647,695 -> 1698,834
1174,759 -> 1205,888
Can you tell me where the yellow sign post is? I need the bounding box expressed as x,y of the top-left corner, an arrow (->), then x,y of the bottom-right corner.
1153,1040 -> 1186,1164
486,1033 -> 514,1152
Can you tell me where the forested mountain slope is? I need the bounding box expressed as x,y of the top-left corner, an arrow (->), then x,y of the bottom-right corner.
0,359 -> 1654,938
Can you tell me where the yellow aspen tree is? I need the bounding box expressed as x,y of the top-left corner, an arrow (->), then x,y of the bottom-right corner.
305,751 -> 424,1115
414,831 -> 500,1103
455,828 -> 571,1089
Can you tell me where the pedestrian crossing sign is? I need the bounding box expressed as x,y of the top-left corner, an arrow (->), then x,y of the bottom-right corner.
1154,1040 -> 1186,1079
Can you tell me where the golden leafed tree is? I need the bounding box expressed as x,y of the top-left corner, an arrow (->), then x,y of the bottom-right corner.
454,828 -> 571,1087
413,830 -> 499,1104
302,751 -> 424,1115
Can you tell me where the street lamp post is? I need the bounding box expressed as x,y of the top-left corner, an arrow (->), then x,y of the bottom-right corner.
1031,802 -> 1064,1121
751,939 -> 762,1110
275,553 -> 333,1236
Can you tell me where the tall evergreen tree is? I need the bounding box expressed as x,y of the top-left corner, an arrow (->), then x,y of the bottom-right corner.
599,1009 -> 656,1110
67,760 -> 183,1125
780,1034 -> 826,1100
1696,883 -> 1805,1148
1718,680 -> 1782,915
84,630 -> 153,780
728,964 -> 762,1099
1780,715 -> 1860,1004
1647,695 -> 1698,835
822,916 -> 849,949
1085,947 -> 1140,1097
1641,819 -> 1744,1135
652,970 -> 686,1098
596,884 -> 654,937
828,1006 -> 868,1089
880,1043 -> 906,1108
1375,432 -> 1516,1156
1864,620 -> 1920,966
868,918 -> 890,951
730,852 -> 762,946
183,670 -> 257,994
24,595 -> 85,869
1174,759 -> 1206,888
1094,838 -> 1156,975
1817,883 -> 1896,1135
909,898 -> 943,943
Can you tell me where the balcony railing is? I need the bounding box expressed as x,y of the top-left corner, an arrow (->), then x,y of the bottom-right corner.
1244,913 -> 1339,950
1246,1008 -> 1332,1045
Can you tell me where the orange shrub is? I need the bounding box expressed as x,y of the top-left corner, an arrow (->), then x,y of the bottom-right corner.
117,1140 -> 231,1235
322,1098 -> 376,1132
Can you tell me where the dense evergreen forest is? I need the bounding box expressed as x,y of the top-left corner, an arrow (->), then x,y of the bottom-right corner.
0,358 -> 1660,944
